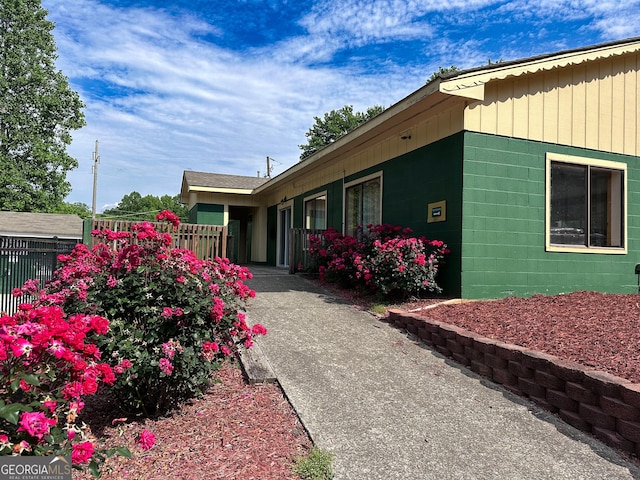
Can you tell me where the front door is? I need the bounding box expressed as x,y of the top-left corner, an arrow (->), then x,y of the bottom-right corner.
277,206 -> 292,268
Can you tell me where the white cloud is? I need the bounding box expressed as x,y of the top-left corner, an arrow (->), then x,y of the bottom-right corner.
40,0 -> 640,210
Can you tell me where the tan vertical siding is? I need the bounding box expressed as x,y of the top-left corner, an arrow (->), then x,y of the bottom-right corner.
512,76 -> 529,138
624,55 -> 638,154
611,56 -> 626,150
256,103 -> 465,204
557,68 -> 573,145
571,64 -> 587,147
598,60 -> 613,151
543,70 -> 559,143
465,53 -> 640,156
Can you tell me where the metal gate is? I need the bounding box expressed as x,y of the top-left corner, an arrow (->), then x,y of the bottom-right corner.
0,236 -> 78,315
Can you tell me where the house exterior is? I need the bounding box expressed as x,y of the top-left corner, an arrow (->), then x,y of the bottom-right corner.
0,212 -> 83,314
180,172 -> 268,264
181,37 -> 640,299
0,211 -> 83,240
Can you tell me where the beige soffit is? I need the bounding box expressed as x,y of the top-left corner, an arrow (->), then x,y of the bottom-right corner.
440,37 -> 640,101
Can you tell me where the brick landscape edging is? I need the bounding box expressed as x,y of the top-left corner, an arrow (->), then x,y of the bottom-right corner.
387,309 -> 640,456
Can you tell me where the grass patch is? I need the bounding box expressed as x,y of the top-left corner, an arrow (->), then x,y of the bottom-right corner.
369,303 -> 387,314
293,447 -> 334,480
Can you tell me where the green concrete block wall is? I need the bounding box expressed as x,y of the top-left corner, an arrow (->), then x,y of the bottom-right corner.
293,182 -> 344,231
380,134 -> 464,297
189,203 -> 224,225
462,132 -> 640,299
288,133 -> 465,296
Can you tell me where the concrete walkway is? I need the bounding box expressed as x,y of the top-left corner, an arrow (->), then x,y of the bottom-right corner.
244,266 -> 640,480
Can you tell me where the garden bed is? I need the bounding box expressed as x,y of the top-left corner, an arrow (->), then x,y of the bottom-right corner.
412,291 -> 640,384
76,362 -> 311,479
75,288 -> 640,477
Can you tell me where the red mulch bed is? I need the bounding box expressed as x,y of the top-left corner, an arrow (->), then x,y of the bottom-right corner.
74,286 -> 640,478
75,362 -> 311,479
413,291 -> 640,384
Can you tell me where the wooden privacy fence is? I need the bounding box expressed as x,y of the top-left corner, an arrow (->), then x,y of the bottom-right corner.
288,228 -> 325,273
90,220 -> 229,261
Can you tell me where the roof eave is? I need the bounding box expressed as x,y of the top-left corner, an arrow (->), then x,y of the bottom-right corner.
440,36 -> 640,101
253,80 -> 443,194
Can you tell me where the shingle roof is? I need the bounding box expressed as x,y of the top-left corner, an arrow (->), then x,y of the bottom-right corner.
183,171 -> 269,191
0,212 -> 84,239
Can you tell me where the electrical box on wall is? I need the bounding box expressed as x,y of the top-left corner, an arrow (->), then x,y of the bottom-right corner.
427,200 -> 446,223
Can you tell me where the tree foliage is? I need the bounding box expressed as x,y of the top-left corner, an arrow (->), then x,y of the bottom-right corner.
426,65 -> 460,83
51,201 -> 92,218
102,192 -> 189,222
299,104 -> 385,160
0,0 -> 86,212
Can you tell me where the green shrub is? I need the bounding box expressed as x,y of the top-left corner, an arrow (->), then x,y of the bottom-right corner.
42,212 -> 266,416
309,224 -> 449,299
0,299 -> 131,474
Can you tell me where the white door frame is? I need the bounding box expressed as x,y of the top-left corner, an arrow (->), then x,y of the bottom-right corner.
276,201 -> 293,268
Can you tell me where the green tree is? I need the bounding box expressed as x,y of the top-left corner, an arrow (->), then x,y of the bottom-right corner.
299,104 -> 385,160
0,0 -> 86,212
102,192 -> 189,222
51,201 -> 92,218
426,65 -> 460,83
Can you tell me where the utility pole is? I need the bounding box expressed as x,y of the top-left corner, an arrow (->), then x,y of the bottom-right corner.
266,156 -> 281,178
91,140 -> 100,220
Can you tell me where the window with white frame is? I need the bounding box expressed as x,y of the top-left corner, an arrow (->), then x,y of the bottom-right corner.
304,193 -> 327,230
546,153 -> 626,253
344,173 -> 382,236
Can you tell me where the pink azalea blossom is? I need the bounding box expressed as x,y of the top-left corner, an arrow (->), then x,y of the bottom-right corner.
159,358 -> 174,375
43,400 -> 57,414
251,324 -> 267,336
69,401 -> 85,415
72,441 -> 94,464
138,429 -> 156,450
114,358 -> 133,374
162,342 -> 175,359
90,315 -> 109,335
17,411 -> 56,441
10,338 -> 32,357
156,210 -> 180,228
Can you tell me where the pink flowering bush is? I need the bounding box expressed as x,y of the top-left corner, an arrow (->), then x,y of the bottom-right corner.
38,211 -> 265,416
309,224 -> 449,299
366,237 -> 448,298
0,300 -> 130,475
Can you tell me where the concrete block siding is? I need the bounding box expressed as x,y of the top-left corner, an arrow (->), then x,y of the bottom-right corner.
388,308 -> 640,457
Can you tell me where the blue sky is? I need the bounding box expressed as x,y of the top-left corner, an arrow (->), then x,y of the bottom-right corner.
41,0 -> 640,212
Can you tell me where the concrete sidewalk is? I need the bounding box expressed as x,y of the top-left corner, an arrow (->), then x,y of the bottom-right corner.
244,266 -> 640,480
